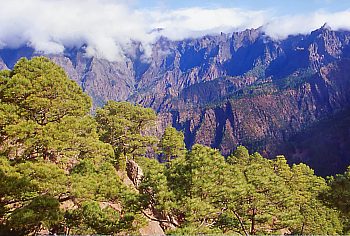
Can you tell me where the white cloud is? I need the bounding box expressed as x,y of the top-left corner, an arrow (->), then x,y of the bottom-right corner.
0,0 -> 350,61
147,7 -> 268,40
263,10 -> 350,39
0,0 -> 155,61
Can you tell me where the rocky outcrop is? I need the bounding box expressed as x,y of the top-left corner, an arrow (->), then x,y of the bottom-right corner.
0,58 -> 8,70
139,220 -> 165,236
126,159 -> 144,189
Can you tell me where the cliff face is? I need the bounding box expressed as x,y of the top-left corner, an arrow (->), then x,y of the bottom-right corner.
1,26 -> 350,175
159,59 -> 350,175
49,48 -> 136,107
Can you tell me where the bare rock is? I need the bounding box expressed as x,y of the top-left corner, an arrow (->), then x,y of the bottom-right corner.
126,159 -> 144,189
139,221 -> 165,236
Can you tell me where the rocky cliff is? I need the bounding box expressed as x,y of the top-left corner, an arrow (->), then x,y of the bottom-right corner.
158,59 -> 350,175
1,25 -> 350,175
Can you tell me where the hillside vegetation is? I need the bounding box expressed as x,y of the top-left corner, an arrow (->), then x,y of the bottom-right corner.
0,57 -> 349,235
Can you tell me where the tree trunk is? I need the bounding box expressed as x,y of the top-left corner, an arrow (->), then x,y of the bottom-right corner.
233,210 -> 249,236
300,221 -> 305,235
250,208 -> 257,235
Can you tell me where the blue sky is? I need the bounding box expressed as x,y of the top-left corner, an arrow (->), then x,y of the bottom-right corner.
136,0 -> 350,15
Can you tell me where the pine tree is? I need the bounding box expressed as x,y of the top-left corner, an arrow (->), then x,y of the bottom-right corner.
95,101 -> 158,166
159,126 -> 186,163
0,57 -> 145,235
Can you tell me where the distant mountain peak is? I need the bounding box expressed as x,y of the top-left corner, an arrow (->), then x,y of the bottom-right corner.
321,22 -> 332,30
311,23 -> 333,35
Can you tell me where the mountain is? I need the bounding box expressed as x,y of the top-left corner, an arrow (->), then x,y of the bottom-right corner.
1,25 -> 350,175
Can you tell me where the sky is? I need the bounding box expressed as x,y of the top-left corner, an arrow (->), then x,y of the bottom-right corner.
136,0 -> 350,15
0,0 -> 349,61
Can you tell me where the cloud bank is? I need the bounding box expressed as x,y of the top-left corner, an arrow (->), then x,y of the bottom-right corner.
264,10 -> 350,39
0,0 -> 350,61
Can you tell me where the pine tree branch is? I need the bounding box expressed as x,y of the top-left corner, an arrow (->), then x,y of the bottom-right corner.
141,210 -> 179,227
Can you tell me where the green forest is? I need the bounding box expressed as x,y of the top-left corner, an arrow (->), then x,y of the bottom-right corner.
0,57 -> 349,235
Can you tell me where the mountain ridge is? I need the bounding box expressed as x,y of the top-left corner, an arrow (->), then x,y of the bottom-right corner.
1,26 -> 350,175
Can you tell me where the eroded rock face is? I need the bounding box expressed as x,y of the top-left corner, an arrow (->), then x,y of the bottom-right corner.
0,58 -> 8,70
126,159 -> 144,189
1,26 -> 350,174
